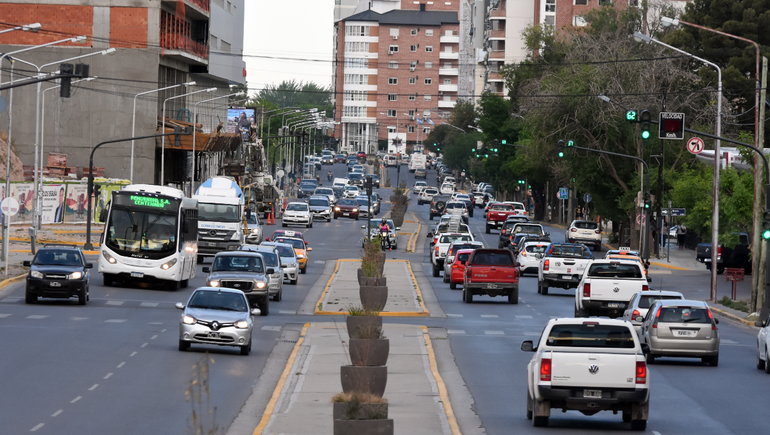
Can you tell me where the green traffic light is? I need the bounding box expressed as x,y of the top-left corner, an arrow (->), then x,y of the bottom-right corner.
485,154 -> 489,158
501,139 -> 507,145
641,130 -> 650,140
567,140 -> 574,147
558,151 -> 564,158
626,110 -> 637,122
763,230 -> 770,240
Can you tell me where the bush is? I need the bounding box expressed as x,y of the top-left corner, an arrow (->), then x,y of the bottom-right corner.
360,237 -> 383,277
718,296 -> 749,313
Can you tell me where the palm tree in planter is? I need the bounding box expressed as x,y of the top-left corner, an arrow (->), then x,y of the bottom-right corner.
331,392 -> 393,435
389,185 -> 410,228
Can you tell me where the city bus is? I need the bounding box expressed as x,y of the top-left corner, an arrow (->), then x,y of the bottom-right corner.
98,184 -> 199,290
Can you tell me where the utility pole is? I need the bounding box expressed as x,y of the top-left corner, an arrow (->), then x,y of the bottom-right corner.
760,57 -> 768,314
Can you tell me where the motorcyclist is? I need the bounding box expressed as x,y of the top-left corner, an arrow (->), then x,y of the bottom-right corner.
379,218 -> 392,250
327,170 -> 333,181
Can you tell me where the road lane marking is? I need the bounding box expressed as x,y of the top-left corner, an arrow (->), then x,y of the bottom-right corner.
26,315 -> 48,319
447,330 -> 466,334
4,298 -> 19,303
261,326 -> 282,331
150,335 -> 158,340
30,423 -> 44,431
51,410 -> 62,417
314,260 -> 325,264
104,373 -> 113,379
140,302 -> 159,307
71,396 -> 82,403
148,322 -> 163,325
421,326 -> 462,435
524,332 -> 541,336
130,352 -> 137,357
279,310 -> 296,314
141,343 -> 148,348
161,328 -> 167,332
71,317 -> 88,321
117,362 -> 125,368
481,315 -> 498,318
105,319 -> 127,323
516,315 -> 533,319
652,431 -> 662,435
446,313 -> 463,317
88,384 -> 99,391
105,301 -> 124,306
0,313 -> 10,318
485,330 -> 504,335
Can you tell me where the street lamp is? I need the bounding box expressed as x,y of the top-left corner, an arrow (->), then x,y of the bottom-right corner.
468,125 -> 483,133
160,87 -> 217,185
0,22 -> 41,34
131,81 -> 196,182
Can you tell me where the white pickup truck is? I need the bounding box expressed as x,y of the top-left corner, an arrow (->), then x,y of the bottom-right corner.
430,232 -> 475,277
575,259 -> 650,318
537,243 -> 594,295
521,318 -> 650,430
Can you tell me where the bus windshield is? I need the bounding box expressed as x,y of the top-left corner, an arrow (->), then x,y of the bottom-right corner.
106,208 -> 178,257
198,202 -> 241,222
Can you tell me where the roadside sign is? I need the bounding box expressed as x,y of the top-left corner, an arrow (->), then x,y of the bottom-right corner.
558,187 -> 568,200
1,197 -> 19,216
662,208 -> 686,217
583,193 -> 591,203
659,112 -> 685,140
687,137 -> 704,154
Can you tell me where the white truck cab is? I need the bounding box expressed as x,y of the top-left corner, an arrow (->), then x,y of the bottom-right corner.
575,259 -> 650,318
194,177 -> 245,261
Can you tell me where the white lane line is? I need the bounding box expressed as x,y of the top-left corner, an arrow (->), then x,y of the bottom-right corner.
30,423 -> 45,432
130,352 -> 137,357
105,301 -> 124,306
279,310 -> 296,314
446,313 -> 463,317
4,298 -> 19,303
481,314 -> 499,318
721,339 -> 737,344
524,332 -> 541,336
447,330 -> 466,335
161,329 -> 167,332
526,304 -> 532,307
88,384 -> 99,391
51,410 -> 63,417
140,302 -> 159,307
485,330 -> 505,335
0,314 -> 11,318
314,260 -> 325,264
71,317 -> 88,321
141,343 -> 148,348
71,396 -> 82,403
652,431 -> 662,435
516,315 -> 533,319
117,362 -> 126,369
104,373 -> 113,379
105,319 -> 127,323
148,322 -> 163,325
26,315 -> 48,319
150,335 -> 158,340
261,326 -> 282,331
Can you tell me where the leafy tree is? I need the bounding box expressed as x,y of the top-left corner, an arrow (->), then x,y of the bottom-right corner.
229,82 -> 250,104
255,80 -> 333,117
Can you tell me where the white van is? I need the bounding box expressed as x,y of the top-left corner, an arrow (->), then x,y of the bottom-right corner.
385,154 -> 398,167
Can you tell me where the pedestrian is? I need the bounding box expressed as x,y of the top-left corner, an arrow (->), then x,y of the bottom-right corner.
676,224 -> 686,249
662,221 -> 669,247
575,206 -> 582,220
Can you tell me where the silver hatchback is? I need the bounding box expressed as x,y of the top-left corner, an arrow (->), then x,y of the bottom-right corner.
637,299 -> 720,366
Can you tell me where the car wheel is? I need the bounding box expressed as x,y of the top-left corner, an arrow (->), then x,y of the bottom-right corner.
334,215 -> 338,219
765,348 -> 770,373
167,280 -> 180,291
355,215 -> 360,220
630,420 -> 647,431
708,354 -> 719,367
595,243 -> 601,252
508,287 -> 519,304
464,288 -> 473,303
432,265 -> 440,277
449,282 -> 457,290
327,217 -> 332,222
717,266 -> 725,275
308,222 -> 313,228
540,281 -> 549,295
290,278 -> 298,285
103,273 -> 114,287
622,411 -> 632,423
646,353 -> 655,364
261,298 -> 269,316
532,402 -> 549,427
181,279 -> 189,288
178,339 -> 190,351
282,222 -> 287,228
301,266 -> 307,274
443,273 -> 449,283
485,225 -> 491,234
25,289 -> 37,304
526,391 -> 533,420
429,214 -> 433,220
78,286 -> 87,305
757,349 -> 766,370
240,338 -> 252,356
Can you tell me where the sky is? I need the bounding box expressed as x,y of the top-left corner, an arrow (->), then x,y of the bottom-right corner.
243,0 -> 336,93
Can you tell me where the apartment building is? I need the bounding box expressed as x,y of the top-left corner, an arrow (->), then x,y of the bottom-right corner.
0,0 -> 245,186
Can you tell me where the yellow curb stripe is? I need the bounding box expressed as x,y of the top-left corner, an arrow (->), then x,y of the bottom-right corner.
421,326 -> 462,435
252,323 -> 310,435
648,261 -> 690,271
407,260 -> 429,313
9,237 -> 100,247
314,259 -> 342,314
709,306 -> 755,326
0,273 -> 26,290
315,311 -> 430,317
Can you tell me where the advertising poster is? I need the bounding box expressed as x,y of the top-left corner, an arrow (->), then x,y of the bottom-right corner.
95,184 -> 123,223
10,183 -> 34,224
64,184 -> 88,223
227,108 -> 255,134
41,183 -> 65,224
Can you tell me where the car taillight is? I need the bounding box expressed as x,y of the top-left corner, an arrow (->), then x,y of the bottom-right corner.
708,309 -> 716,330
435,246 -> 440,254
452,264 -> 459,269
521,251 -> 527,256
571,228 -> 577,232
653,307 -> 660,328
540,358 -> 552,381
642,285 -> 649,291
635,361 -> 647,384
583,283 -> 591,298
632,309 -> 641,318
543,259 -> 549,271
595,229 -> 601,234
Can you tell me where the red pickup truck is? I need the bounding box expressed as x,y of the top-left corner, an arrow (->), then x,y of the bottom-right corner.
485,203 -> 517,234
463,249 -> 519,304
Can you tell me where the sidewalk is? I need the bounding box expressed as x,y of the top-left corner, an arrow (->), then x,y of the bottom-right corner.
254,322 -> 458,435
315,259 -> 429,316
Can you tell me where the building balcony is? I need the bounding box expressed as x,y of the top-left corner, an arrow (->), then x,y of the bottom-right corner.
160,31 -> 209,64
439,67 -> 459,76
439,35 -> 460,44
489,50 -> 505,60
438,100 -> 456,108
489,29 -> 506,39
489,7 -> 506,18
439,51 -> 459,60
439,84 -> 458,92
488,72 -> 504,82
161,0 -> 209,19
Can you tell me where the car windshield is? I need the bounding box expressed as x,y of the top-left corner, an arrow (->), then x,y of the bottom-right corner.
300,182 -> 316,189
472,251 -> 513,266
197,202 -> 240,222
587,263 -> 643,278
574,221 -> 599,230
638,294 -> 683,309
545,324 -> 635,348
525,244 -> 548,254
440,235 -> 472,244
269,244 -> 295,258
456,252 -> 471,262
316,189 -> 333,195
356,198 -> 369,206
286,203 -> 308,211
338,199 -> 357,206
188,290 -> 248,312
425,189 -> 438,194
246,214 -> 258,225
446,203 -> 464,209
336,154 -> 344,158
549,245 -> 592,258
257,251 -> 279,268
348,173 -> 363,180
490,204 -> 513,211
511,203 -> 525,210
212,255 -> 264,273
449,244 -> 480,254
514,225 -> 543,234
369,221 -> 394,230
416,182 -> 427,186
274,238 -> 305,249
657,307 -> 711,323
34,250 -> 82,266
309,199 -> 329,206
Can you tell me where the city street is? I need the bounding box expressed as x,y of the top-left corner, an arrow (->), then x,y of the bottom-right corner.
0,162 -> 767,434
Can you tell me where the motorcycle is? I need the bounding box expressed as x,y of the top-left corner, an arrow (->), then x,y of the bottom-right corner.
327,172 -> 333,182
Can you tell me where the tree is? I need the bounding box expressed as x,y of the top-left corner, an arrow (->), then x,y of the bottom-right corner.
255,80 -> 333,117
229,82 -> 250,104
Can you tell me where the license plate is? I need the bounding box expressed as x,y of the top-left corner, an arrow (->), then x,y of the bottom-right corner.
676,329 -> 697,337
130,272 -> 144,278
562,275 -> 572,280
343,213 -> 349,216
583,389 -> 602,398
704,258 -> 712,262
50,281 -> 61,287
208,332 -> 220,338
486,283 -> 499,289
607,303 -> 623,308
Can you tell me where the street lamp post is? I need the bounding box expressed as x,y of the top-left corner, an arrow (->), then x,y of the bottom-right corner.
160,87 -> 217,185
131,81 -> 196,183
0,22 -> 41,35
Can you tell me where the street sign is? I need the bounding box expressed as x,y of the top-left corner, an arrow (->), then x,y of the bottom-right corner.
276,170 -> 285,179
659,112 -> 685,140
558,187 -> 568,200
662,208 -> 686,217
1,197 -> 19,216
583,193 -> 591,203
687,137 -> 705,154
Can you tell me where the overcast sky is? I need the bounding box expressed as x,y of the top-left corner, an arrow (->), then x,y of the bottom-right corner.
243,0 -> 336,93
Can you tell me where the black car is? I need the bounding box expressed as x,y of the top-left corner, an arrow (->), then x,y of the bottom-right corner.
298,180 -> 318,198
498,216 -> 531,248
23,244 -> 92,305
347,161 -> 357,172
365,174 -> 380,188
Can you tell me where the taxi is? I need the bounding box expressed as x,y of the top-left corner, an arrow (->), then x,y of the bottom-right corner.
266,230 -> 305,243
604,248 -> 649,275
272,236 -> 311,274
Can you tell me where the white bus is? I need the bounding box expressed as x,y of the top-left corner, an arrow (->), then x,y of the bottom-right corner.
99,184 -> 199,290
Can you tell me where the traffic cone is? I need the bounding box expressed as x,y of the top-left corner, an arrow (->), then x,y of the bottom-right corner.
267,209 -> 275,225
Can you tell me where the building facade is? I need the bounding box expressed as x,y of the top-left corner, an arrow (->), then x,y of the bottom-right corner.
0,0 -> 245,187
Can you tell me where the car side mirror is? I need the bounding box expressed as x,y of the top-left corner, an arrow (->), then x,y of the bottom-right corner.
635,316 -> 644,323
396,227 -> 401,231
266,268 -> 275,275
521,340 -> 535,352
251,308 -> 262,316
307,247 -> 313,251
202,267 -> 210,273
545,232 -> 550,236
640,343 -> 650,354
361,225 -> 366,229
646,277 -> 652,283
175,302 -> 185,310
265,238 -> 270,242
427,232 -> 433,238
23,260 -> 31,267
85,263 -> 94,269
714,318 -> 719,325
756,320 -> 764,327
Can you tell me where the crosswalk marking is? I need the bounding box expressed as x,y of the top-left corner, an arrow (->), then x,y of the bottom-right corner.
0,313 -> 11,318
105,319 -> 127,323
447,330 -> 466,335
140,302 -> 159,307
485,330 -> 504,335
105,301 -> 124,306
26,315 -> 48,319
70,317 -> 88,321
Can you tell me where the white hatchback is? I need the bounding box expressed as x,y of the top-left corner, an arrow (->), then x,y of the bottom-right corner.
566,220 -> 602,251
516,241 -> 549,275
440,183 -> 455,195
282,202 -> 312,228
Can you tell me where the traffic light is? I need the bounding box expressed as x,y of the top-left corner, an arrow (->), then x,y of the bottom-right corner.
492,147 -> 498,152
501,139 -> 507,145
557,139 -> 565,158
626,110 -> 639,123
640,110 -> 652,140
763,210 -> 770,240
567,140 -> 574,147
60,63 -> 74,98
643,193 -> 651,209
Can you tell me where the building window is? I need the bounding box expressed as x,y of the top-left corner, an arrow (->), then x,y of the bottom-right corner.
575,0 -> 587,4
411,28 -> 417,35
410,61 -> 417,70
387,126 -> 396,133
545,0 -> 555,11
407,94 -> 415,101
389,77 -> 398,85
423,127 -> 431,134
425,46 -> 433,52
387,109 -> 397,117
410,45 -> 417,52
443,78 -> 452,84
345,58 -> 369,68
424,94 -> 432,101
344,74 -> 368,84
345,41 -> 370,52
426,29 -> 433,36
409,109 -> 415,117
545,16 -> 555,25
344,90 -> 368,101
342,106 -> 367,117
346,25 -> 370,36
409,77 -> 416,84
389,45 -> 399,53
388,94 -> 398,101
425,62 -> 433,69
408,126 -> 415,133
389,61 -> 398,69
424,78 -> 433,85
572,16 -> 587,26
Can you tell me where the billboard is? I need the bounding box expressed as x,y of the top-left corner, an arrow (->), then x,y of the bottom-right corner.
227,108 -> 256,134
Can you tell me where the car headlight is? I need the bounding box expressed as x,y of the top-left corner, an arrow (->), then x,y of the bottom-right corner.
352,208 -> 358,212
102,250 -> 117,264
335,207 -> 341,211
160,258 -> 178,270
256,281 -> 266,289
251,228 -> 260,234
31,270 -> 43,279
288,263 -> 297,268
297,254 -> 306,259
68,271 -> 83,280
182,315 -> 196,325
208,280 -> 220,287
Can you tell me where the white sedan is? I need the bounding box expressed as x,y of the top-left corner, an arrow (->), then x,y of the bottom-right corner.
282,202 -> 313,228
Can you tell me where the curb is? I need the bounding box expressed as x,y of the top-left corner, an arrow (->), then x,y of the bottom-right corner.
648,261 -> 691,271
0,273 -> 26,290
422,326 -> 462,435
709,306 -> 755,327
